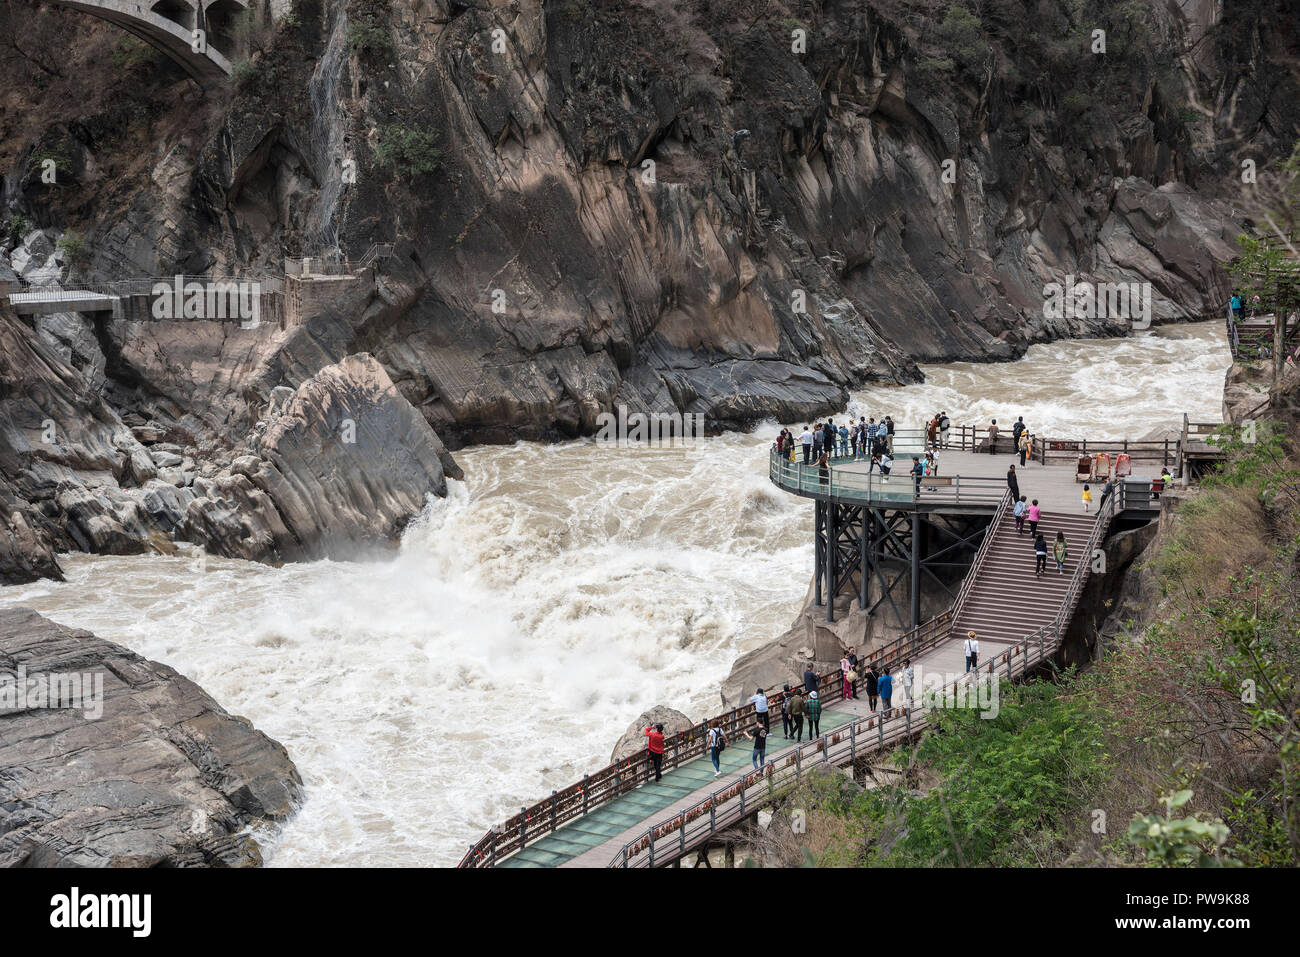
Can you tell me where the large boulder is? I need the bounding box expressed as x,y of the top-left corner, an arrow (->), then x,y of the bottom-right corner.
0,607 -> 302,866
184,353 -> 459,562
610,705 -> 695,762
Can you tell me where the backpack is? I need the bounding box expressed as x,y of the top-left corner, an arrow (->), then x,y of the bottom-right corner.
711,728 -> 726,751
939,415 -> 950,430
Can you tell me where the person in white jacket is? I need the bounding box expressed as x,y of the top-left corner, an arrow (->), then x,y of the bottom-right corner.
964,631 -> 980,674
902,658 -> 915,707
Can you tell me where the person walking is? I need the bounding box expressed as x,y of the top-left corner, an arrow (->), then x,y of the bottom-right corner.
780,684 -> 794,739
902,658 -> 914,708
964,630 -> 979,673
1053,531 -> 1069,574
707,721 -> 727,776
800,425 -> 813,464
806,689 -> 822,738
1007,464 -> 1020,503
1081,483 -> 1092,512
1027,499 -> 1041,538
1014,495 -> 1028,534
877,668 -> 894,711
789,689 -> 806,741
1034,532 -> 1048,577
840,653 -> 853,700
749,688 -> 770,731
938,411 -> 951,449
644,723 -> 666,783
847,646 -> 860,699
803,665 -> 818,694
744,719 -> 769,769
987,419 -> 1000,454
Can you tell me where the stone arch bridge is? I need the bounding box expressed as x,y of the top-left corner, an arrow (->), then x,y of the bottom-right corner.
50,0 -> 251,84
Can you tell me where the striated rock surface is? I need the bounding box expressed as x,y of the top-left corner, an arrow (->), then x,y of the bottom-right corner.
0,607 -> 302,867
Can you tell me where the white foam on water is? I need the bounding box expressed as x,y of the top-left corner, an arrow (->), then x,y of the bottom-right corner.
0,322 -> 1229,864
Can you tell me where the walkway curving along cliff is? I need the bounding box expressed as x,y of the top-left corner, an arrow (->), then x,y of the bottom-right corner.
457,429 -> 1151,867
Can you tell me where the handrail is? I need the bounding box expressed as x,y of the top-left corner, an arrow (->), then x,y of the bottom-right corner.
949,487 -> 1011,618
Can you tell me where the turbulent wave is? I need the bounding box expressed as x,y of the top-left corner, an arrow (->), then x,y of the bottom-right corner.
0,322 -> 1230,865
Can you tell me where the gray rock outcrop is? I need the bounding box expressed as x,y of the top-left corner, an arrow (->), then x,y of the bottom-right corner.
610,705 -> 695,762
0,607 -> 302,867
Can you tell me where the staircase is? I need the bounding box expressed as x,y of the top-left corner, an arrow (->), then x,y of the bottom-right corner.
950,506 -> 1103,647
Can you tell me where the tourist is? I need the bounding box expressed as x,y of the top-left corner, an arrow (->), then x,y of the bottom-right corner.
708,721 -> 727,776
1082,483 -> 1092,512
806,689 -> 822,737
1054,531 -> 1069,575
800,425 -> 813,464
902,658 -> 914,708
885,415 -> 896,453
1099,477 -> 1114,510
749,687 -> 770,731
1034,532 -> 1048,577
817,449 -> 830,486
840,652 -> 853,700
878,667 -> 894,710
1027,499 -> 1041,537
879,451 -> 893,476
789,689 -> 806,741
847,646 -> 860,699
823,421 -> 836,455
865,662 -> 880,711
838,421 -> 850,457
964,630 -> 979,673
744,719 -> 769,770
1012,416 -> 1025,453
911,456 -> 923,497
988,419 -> 999,454
938,411 -> 951,449
780,684 -> 794,739
1007,464 -> 1020,503
1019,430 -> 1031,466
1014,494 -> 1028,534
803,664 -> 818,694
644,723 -> 666,783
926,415 -> 938,450
1231,292 -> 1243,319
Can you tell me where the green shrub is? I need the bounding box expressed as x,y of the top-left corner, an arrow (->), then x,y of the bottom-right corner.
346,17 -> 393,55
372,125 -> 441,182
56,232 -> 90,269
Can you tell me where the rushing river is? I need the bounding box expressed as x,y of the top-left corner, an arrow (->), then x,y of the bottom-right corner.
0,323 -> 1230,865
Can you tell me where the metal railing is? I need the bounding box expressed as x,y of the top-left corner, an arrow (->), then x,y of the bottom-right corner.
769,448 -> 1008,508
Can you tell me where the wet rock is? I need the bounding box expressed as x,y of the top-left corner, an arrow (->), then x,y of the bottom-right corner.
0,607 -> 302,867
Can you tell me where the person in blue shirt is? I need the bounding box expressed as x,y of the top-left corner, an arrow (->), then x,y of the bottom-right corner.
1231,293 -> 1243,318
878,667 -> 894,710
803,666 -> 818,694
749,688 -> 770,731
910,457 -> 924,497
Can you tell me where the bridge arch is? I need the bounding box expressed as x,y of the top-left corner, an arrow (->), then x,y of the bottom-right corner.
47,0 -> 247,84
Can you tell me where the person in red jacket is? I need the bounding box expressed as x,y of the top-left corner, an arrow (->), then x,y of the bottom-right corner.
644,724 -> 666,782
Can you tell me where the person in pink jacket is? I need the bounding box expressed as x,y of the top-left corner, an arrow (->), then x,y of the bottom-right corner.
1027,499 -> 1042,537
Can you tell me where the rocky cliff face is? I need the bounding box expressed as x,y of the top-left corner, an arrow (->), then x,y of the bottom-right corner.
0,0 -> 1296,577
0,607 -> 301,866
